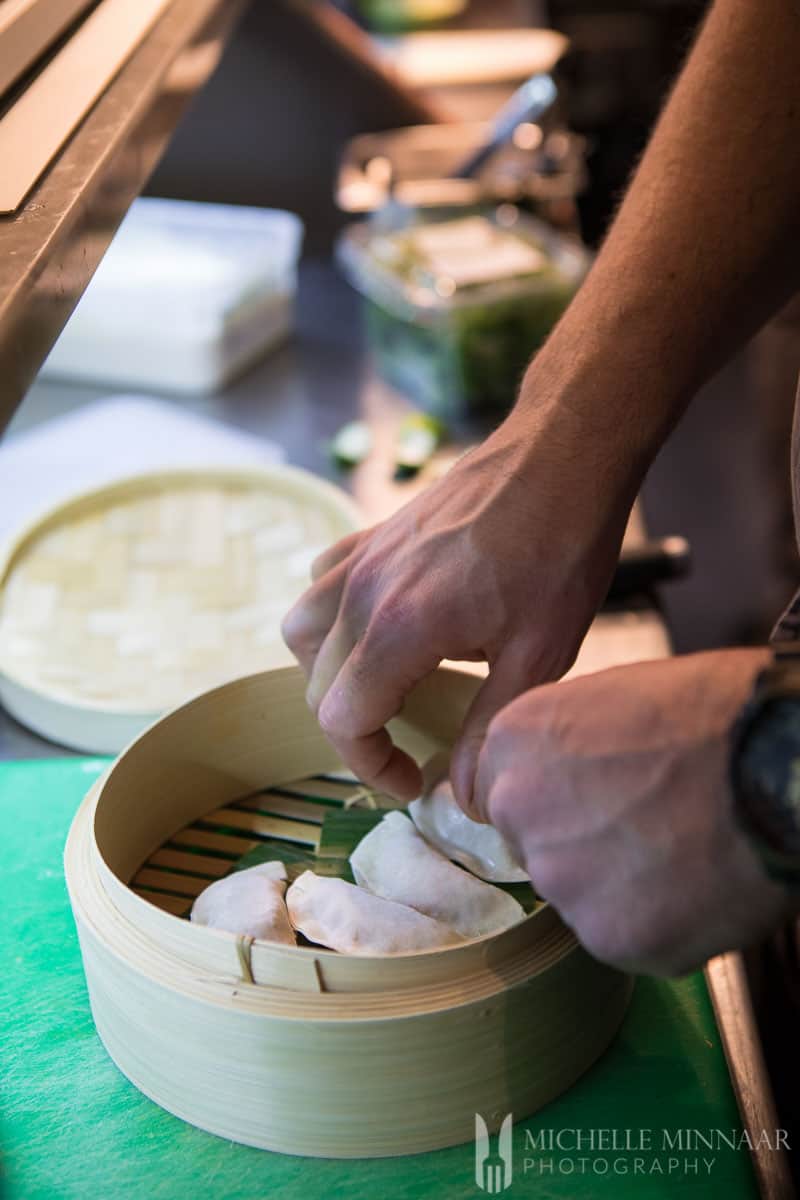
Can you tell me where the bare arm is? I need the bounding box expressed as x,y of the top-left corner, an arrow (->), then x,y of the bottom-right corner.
526,0 -> 800,458
284,0 -> 800,806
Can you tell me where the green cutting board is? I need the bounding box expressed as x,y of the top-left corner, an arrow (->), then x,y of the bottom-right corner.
0,759 -> 760,1200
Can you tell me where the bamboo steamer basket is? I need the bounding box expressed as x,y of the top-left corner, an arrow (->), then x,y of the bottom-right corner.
0,465 -> 360,753
65,664 -> 633,1158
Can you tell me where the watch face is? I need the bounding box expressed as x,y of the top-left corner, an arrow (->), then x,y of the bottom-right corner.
737,697 -> 800,856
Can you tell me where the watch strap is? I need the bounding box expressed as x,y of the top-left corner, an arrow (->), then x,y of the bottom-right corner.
731,647 -> 800,888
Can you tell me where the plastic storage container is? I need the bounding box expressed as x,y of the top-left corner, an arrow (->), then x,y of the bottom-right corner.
338,209 -> 589,419
41,199 -> 303,394
337,123 -> 587,235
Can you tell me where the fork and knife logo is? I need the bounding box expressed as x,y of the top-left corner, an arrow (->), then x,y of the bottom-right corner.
475,1113 -> 514,1193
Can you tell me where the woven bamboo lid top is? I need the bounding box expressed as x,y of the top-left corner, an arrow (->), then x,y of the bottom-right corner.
0,470 -> 358,712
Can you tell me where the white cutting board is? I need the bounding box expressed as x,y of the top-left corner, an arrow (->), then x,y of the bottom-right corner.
0,395 -> 284,548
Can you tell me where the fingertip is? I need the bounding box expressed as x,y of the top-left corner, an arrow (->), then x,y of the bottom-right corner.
280,599 -> 301,650
374,747 -> 424,802
449,738 -> 486,822
280,598 -> 320,674
317,688 -> 342,737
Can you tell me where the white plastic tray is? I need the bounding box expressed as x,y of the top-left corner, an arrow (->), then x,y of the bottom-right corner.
41,199 -> 304,393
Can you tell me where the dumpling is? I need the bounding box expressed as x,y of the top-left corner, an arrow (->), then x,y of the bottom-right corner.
190,861 -> 295,945
409,780 -> 528,883
350,811 -> 524,939
286,870 -> 462,955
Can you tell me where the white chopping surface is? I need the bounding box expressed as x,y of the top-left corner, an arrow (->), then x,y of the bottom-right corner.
0,395 -> 284,544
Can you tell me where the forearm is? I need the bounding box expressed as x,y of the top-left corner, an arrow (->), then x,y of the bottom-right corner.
521,0 -> 800,467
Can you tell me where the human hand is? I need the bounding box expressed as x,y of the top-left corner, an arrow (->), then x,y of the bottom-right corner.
472,648 -> 795,975
282,396 -> 642,804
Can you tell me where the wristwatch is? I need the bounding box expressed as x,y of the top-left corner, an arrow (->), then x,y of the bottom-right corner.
731,643 -> 800,887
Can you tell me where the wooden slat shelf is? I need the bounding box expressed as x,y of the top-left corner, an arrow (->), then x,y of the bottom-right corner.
0,0 -> 246,427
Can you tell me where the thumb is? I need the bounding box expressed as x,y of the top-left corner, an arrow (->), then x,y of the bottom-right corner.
450,644 -> 536,820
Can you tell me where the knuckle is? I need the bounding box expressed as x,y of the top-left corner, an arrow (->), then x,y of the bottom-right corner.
558,898 -> 639,969
311,544 -> 334,575
494,686 -> 546,736
575,906 -> 687,976
281,587 -> 331,654
316,530 -> 356,567
280,605 -> 309,654
577,919 -> 629,969
526,855 -> 569,907
485,709 -> 525,761
484,768 -> 516,826
486,707 -> 512,746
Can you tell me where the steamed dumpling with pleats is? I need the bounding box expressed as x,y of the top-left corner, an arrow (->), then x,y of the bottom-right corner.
350,811 -> 524,938
286,870 -> 462,955
409,780 -> 528,883
191,861 -> 295,945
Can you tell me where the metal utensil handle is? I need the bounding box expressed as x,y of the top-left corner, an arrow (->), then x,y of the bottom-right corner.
450,72 -> 558,180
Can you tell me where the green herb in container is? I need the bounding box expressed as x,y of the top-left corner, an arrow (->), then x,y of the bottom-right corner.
338,210 -> 590,421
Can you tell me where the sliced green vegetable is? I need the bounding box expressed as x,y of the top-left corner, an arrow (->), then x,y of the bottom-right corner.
232,806 -> 386,885
330,420 -> 372,469
492,879 -> 540,914
394,412 -> 446,478
233,838 -> 318,882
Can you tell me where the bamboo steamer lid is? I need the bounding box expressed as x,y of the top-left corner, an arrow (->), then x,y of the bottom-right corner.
0,466 -> 360,753
65,665 -> 633,1157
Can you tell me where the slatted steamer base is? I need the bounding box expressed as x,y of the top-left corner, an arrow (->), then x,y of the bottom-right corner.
131,772 -> 362,920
